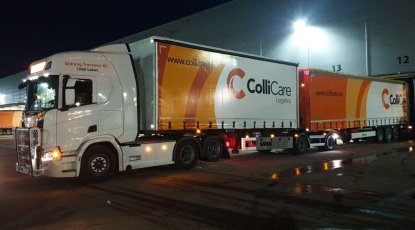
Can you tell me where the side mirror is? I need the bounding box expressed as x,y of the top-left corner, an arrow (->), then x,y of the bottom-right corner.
65,89 -> 75,106
18,82 -> 27,89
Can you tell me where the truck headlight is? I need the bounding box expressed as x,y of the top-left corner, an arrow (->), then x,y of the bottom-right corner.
42,147 -> 62,161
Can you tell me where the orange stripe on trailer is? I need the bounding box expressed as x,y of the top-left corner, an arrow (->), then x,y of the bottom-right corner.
195,64 -> 225,129
184,65 -> 214,127
356,80 -> 371,119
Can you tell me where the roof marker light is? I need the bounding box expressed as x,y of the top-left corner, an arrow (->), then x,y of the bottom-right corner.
30,61 -> 47,74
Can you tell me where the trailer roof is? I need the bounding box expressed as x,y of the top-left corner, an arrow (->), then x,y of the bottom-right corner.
301,68 -> 406,84
148,36 -> 299,67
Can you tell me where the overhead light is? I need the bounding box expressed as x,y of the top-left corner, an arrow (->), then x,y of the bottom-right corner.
293,19 -> 306,32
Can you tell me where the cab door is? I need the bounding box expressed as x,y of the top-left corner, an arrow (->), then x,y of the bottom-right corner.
56,75 -> 98,152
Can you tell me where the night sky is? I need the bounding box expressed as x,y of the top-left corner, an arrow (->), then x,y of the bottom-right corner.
0,0 -> 231,78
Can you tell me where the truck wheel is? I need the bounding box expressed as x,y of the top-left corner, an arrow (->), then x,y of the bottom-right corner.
392,126 -> 400,141
376,127 -> 384,143
174,140 -> 199,169
293,135 -> 308,154
324,135 -> 336,151
384,126 -> 392,143
203,137 -> 223,162
80,145 -> 116,182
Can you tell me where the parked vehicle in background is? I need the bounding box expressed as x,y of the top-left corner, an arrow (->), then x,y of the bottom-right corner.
0,111 -> 22,135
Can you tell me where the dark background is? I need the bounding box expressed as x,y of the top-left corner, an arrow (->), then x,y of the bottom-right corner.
0,0 -> 231,77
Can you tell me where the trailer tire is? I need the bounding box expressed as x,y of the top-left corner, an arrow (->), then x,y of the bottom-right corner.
258,150 -> 272,154
174,140 -> 199,169
376,127 -> 384,143
203,137 -> 223,162
392,126 -> 400,141
324,135 -> 336,151
384,126 -> 393,143
80,145 -> 116,183
293,135 -> 308,154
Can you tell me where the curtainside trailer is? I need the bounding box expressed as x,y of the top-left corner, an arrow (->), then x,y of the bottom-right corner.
298,68 -> 407,150
0,111 -> 22,135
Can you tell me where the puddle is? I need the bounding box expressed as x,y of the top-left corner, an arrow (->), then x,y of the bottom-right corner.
267,146 -> 415,196
270,146 -> 415,180
293,183 -> 345,195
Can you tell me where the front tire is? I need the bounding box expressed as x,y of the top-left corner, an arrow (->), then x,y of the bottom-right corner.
80,145 -> 116,182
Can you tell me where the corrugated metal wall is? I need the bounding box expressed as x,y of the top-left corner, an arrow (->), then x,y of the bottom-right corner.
116,0 -> 415,76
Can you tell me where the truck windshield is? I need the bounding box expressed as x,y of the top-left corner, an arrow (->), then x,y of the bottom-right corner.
25,75 -> 58,113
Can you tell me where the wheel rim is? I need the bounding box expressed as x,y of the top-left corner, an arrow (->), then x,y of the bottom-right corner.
377,129 -> 383,141
327,136 -> 335,149
207,141 -> 221,157
393,128 -> 399,140
180,145 -> 195,164
386,129 -> 392,140
89,155 -> 109,175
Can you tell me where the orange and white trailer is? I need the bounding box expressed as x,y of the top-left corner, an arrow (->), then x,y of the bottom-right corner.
0,111 -> 22,135
299,68 -> 407,147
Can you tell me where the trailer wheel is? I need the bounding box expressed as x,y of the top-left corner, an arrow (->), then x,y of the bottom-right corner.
324,135 -> 336,151
293,135 -> 308,154
392,126 -> 400,141
258,150 -> 272,154
384,126 -> 393,143
80,145 -> 116,182
376,127 -> 384,143
174,140 -> 199,169
203,137 -> 223,162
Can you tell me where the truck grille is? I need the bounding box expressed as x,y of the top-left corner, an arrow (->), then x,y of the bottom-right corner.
15,128 -> 41,176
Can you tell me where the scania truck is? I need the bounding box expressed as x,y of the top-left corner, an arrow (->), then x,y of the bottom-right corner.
15,37 -> 300,181
15,37 -> 407,181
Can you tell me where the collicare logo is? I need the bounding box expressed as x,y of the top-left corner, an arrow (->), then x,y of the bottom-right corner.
382,88 -> 403,109
227,67 -> 293,100
227,68 -> 246,99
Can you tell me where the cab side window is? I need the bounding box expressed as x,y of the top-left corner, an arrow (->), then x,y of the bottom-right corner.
73,79 -> 93,106
64,78 -> 94,107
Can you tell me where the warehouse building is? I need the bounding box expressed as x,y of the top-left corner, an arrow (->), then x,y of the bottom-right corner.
1,0 -> 414,108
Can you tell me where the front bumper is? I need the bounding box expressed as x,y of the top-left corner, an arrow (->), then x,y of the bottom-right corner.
15,128 -> 77,177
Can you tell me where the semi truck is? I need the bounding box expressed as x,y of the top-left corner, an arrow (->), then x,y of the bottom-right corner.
15,37 -> 407,181
0,111 -> 22,135
15,37 -> 299,181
